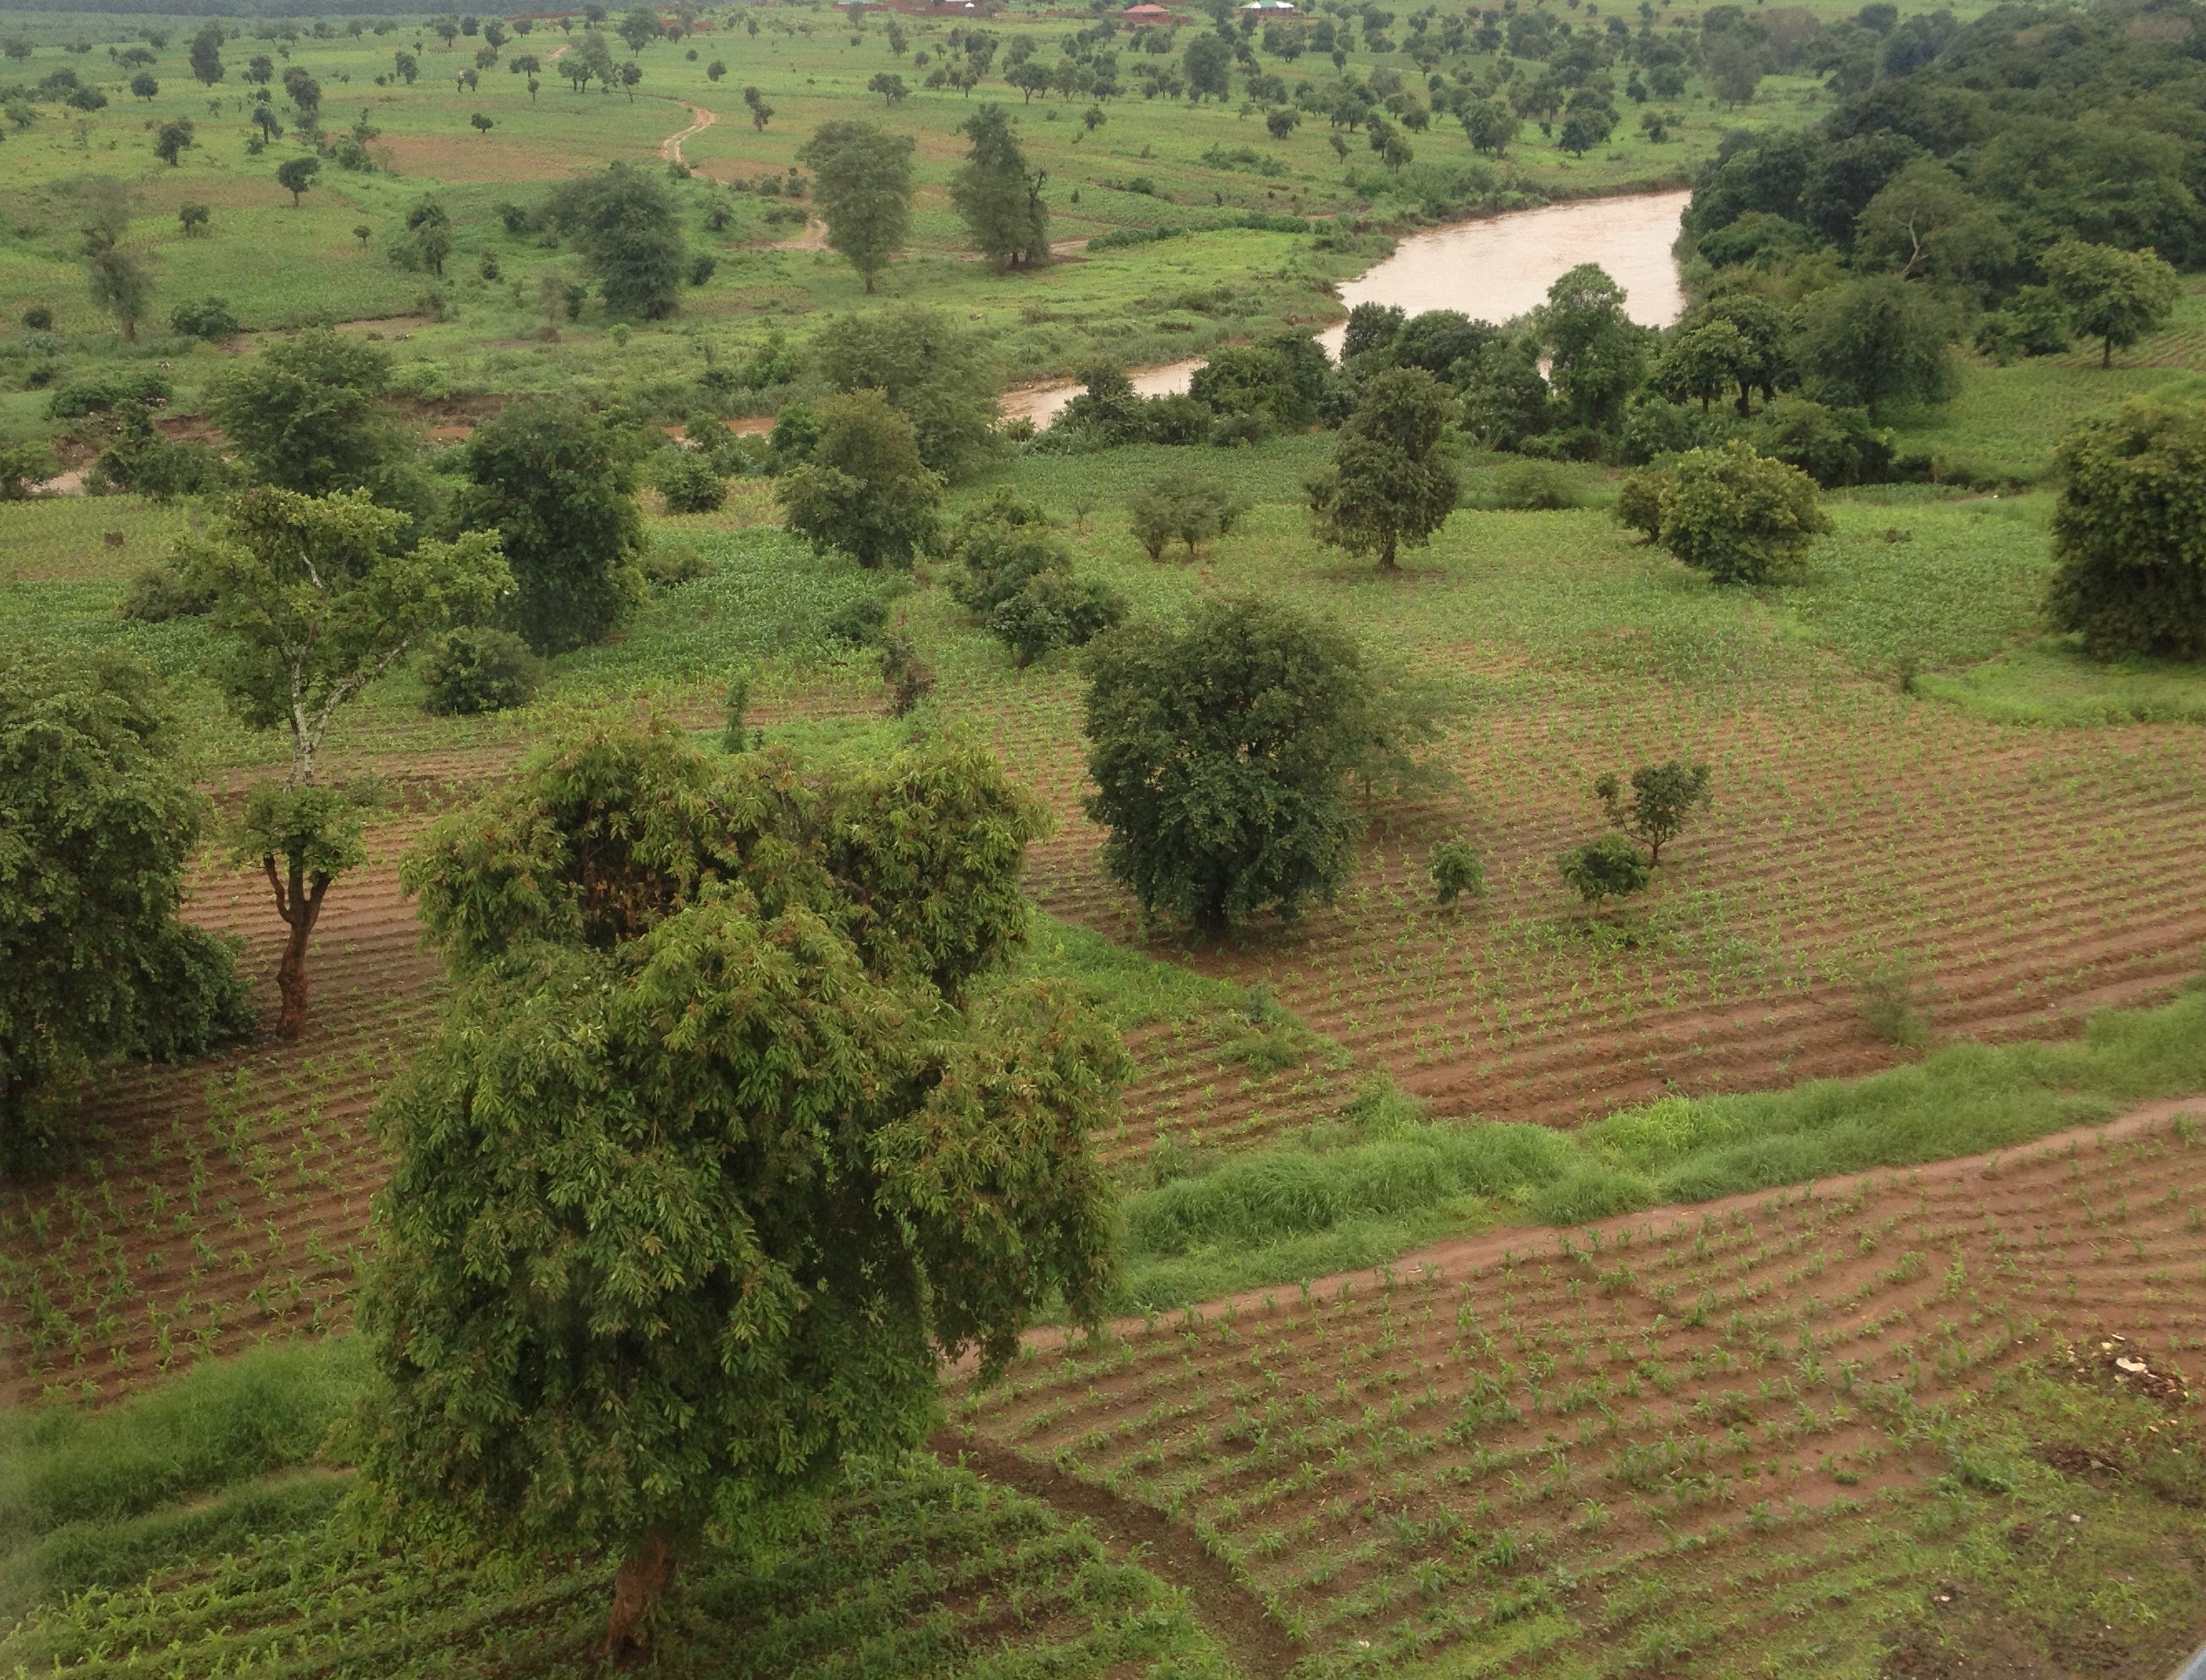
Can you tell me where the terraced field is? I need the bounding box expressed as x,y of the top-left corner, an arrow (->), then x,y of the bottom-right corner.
950,1106 -> 2206,1675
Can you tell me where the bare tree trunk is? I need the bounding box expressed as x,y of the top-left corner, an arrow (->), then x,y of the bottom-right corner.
604,1530 -> 678,1660
264,855 -> 331,1042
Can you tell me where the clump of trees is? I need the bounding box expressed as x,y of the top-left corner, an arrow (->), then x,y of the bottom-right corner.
809,306 -> 998,478
1083,597 -> 1429,934
2046,398 -> 2206,662
358,721 -> 1121,1653
0,651 -> 253,1164
777,389 -> 944,569
544,164 -> 687,319
950,103 -> 1047,269
1128,472 -> 1247,561
945,492 -> 1125,666
1555,761 -> 1714,915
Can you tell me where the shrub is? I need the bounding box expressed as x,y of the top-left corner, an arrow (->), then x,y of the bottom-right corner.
986,570 -> 1128,668
1614,469 -> 1667,541
2046,397 -> 2206,661
1488,459 -> 1580,510
1429,838 -> 1484,906
0,441 -> 55,500
419,627 -> 544,716
827,594 -> 891,647
1750,398 -> 1893,489
1140,392 -> 1213,445
1858,957 -> 1932,1048
117,564 -> 216,623
44,368 -> 172,419
1128,474 -> 1247,561
1557,835 -> 1651,910
1649,440 -> 1832,584
654,451 -> 727,514
639,540 -> 711,589
168,297 -> 240,340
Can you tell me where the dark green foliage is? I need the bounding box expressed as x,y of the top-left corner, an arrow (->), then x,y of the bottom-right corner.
420,627 -> 543,716
363,722 -> 1114,1630
544,163 -> 687,319
777,389 -> 945,569
1056,364 -> 1146,445
1083,597 -> 1380,933
810,306 -> 998,478
654,450 -> 726,514
2041,239 -> 2181,369
826,594 -> 891,648
1536,264 -> 1646,434
1633,440 -> 1833,585
796,119 -> 914,293
1487,460 -> 1579,511
945,493 -> 1124,666
228,780 -> 373,1039
1429,838 -> 1484,907
205,329 -> 412,504
1596,761 -> 1713,865
449,396 -> 644,655
2046,398 -> 2206,662
1750,397 -> 1894,488
43,367 -> 171,420
988,572 -> 1128,668
117,564 -> 215,623
0,442 -> 52,500
1188,334 -> 1331,431
88,402 -> 229,502
950,103 -> 1048,268
1458,335 -> 1554,451
1793,275 -> 1957,416
167,296 -> 238,339
722,668 -> 752,751
0,651 -> 251,1160
1340,302 -> 1404,362
1557,834 -> 1651,909
1306,366 -> 1460,569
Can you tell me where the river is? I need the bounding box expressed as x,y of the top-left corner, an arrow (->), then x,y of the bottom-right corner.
1000,189 -> 1690,428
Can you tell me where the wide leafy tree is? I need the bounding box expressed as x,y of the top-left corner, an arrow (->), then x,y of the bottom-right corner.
1793,275 -> 1957,416
205,329 -> 427,522
0,652 -> 251,1162
360,722 -> 1121,1653
1631,440 -> 1832,584
810,306 -> 998,477
777,389 -> 944,568
2041,239 -> 2181,369
179,489 -> 509,1036
950,103 -> 1048,269
447,395 -> 645,654
1084,596 -> 1379,933
796,120 -> 914,294
2046,397 -> 2206,660
1305,366 -> 1460,569
545,163 -> 687,319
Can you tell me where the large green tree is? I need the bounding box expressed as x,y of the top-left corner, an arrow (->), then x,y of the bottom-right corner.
546,163 -> 687,319
810,305 -> 998,477
178,489 -> 509,1036
447,395 -> 645,655
361,722 -> 1119,1653
1536,263 -> 1646,433
1794,275 -> 1957,416
1305,366 -> 1460,569
2046,397 -> 2206,660
777,389 -> 945,569
1630,439 -> 1833,585
2041,239 -> 2181,369
1084,596 -> 1380,932
0,652 -> 252,1162
950,104 -> 1048,269
80,179 -> 152,343
206,328 -> 414,505
797,120 -> 914,293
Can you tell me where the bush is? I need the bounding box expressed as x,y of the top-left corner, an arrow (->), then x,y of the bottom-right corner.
1488,459 -> 1579,510
1649,440 -> 1832,584
168,297 -> 239,340
419,627 -> 544,716
1429,838 -> 1484,906
1128,474 -> 1246,561
1557,835 -> 1651,909
117,564 -> 216,623
44,368 -> 172,419
639,540 -> 710,588
1614,469 -> 1667,541
655,451 -> 727,514
2046,397 -> 2206,661
827,594 -> 891,647
986,571 -> 1128,668
1750,398 -> 1893,489
1140,392 -> 1213,446
0,441 -> 55,500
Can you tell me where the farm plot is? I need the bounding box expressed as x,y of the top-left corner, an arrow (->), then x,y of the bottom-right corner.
949,1110 -> 2206,1676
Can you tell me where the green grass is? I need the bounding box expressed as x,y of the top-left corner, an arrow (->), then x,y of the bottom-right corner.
1106,981 -> 2206,1309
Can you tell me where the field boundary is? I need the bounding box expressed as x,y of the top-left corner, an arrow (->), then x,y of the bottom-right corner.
1024,1090 -> 2206,1359
930,1428 -> 1305,1679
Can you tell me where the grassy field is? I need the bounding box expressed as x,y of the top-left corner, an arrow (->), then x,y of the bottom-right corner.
3,2 -> 2206,1675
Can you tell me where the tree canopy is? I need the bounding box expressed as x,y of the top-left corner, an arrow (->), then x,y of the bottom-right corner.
361,722 -> 1118,1650
2046,397 -> 2206,661
776,389 -> 945,569
0,652 -> 251,1161
1305,366 -> 1460,569
545,164 -> 687,319
810,306 -> 998,478
796,120 -> 915,294
950,104 -> 1048,269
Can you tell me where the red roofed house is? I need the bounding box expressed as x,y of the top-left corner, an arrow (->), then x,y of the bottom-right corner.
1121,2 -> 1173,21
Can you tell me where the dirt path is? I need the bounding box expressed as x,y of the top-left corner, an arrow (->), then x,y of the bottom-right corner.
659,100 -> 717,179
930,1431 -> 1305,1679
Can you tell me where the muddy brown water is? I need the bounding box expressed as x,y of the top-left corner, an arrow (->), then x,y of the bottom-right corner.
999,188 -> 1690,428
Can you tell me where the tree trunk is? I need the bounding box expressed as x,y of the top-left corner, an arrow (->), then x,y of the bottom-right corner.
2102,337 -> 2113,369
264,854 -> 330,1042
605,1530 -> 678,1660
1379,535 -> 1398,569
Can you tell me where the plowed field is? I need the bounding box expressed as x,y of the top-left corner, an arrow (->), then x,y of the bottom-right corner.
950,1106 -> 2206,1675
